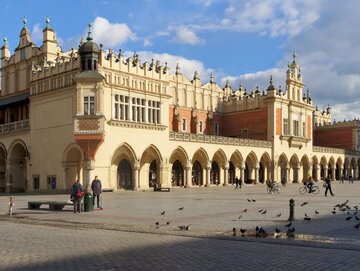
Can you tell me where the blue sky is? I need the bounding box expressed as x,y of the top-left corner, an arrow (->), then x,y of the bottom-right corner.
1,0 -> 360,121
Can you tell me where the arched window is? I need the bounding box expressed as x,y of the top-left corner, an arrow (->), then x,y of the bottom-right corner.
87,59 -> 92,70
93,60 -> 97,70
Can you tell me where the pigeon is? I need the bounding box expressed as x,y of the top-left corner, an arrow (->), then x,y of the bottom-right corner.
315,210 -> 320,215
166,221 -> 170,225
331,210 -> 336,214
305,213 -> 308,217
355,216 -> 360,221
252,199 -> 256,202
275,228 -> 281,233
242,209 -> 248,213
161,211 -> 165,215
262,210 -> 267,214
276,213 -> 281,217
232,227 -> 237,236
240,228 -> 247,234
255,226 -> 260,232
178,207 -> 184,211
155,222 -> 159,226
238,215 -> 243,220
286,227 -> 295,237
247,199 -> 251,202
354,223 -> 360,229
258,209 -> 264,213
285,222 -> 292,228
346,216 -> 353,221
178,225 -> 191,230
354,206 -> 358,210
304,217 -> 311,221
300,202 -> 308,206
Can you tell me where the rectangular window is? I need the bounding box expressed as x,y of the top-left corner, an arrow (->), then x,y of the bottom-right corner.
199,121 -> 203,133
84,96 -> 95,115
182,119 -> 187,132
293,120 -> 299,136
283,118 -> 289,135
242,129 -> 248,138
214,122 -> 219,135
47,176 -> 56,190
33,176 -> 40,190
302,122 -> 306,137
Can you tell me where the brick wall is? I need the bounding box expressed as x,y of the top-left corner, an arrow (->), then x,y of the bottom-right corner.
314,126 -> 354,150
222,109 -> 268,140
276,108 -> 282,135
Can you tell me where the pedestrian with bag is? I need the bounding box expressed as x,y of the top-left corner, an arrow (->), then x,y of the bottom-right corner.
70,179 -> 84,213
91,175 -> 102,208
324,177 -> 334,196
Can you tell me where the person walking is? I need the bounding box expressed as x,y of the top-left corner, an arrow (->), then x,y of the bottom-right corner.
91,176 -> 102,208
324,177 -> 334,196
234,177 -> 239,190
70,180 -> 84,213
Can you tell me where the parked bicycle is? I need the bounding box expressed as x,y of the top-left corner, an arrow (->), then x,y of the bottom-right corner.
299,185 -> 320,195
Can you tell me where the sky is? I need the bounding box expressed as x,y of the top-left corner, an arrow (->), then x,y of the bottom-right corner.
1,0 -> 360,122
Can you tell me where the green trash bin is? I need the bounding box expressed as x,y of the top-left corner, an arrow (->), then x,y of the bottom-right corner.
84,193 -> 93,212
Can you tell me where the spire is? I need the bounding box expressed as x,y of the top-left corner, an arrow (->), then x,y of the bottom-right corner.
267,75 -> 275,91
87,23 -> 93,41
175,63 -> 181,75
210,73 -> 214,83
239,81 -> 243,91
292,50 -> 297,63
193,70 -> 200,80
46,16 -> 50,27
3,36 -> 7,47
23,16 -> 27,28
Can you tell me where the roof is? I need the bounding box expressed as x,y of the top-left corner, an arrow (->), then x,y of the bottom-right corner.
73,70 -> 105,81
78,41 -> 100,54
0,92 -> 29,107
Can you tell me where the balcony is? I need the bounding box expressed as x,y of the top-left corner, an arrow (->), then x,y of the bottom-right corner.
0,120 -> 30,134
73,115 -> 105,135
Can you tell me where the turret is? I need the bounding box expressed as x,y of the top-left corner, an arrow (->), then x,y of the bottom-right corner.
286,50 -> 304,102
1,36 -> 10,65
42,16 -> 58,56
78,24 -> 100,72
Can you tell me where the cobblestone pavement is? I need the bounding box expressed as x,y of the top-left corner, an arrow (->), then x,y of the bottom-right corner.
1,182 -> 360,270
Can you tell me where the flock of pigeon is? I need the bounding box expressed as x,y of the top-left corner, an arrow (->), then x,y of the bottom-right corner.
155,206 -> 191,231
231,198 -> 360,238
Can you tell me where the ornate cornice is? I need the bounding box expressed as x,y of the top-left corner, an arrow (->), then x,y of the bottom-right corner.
108,120 -> 167,131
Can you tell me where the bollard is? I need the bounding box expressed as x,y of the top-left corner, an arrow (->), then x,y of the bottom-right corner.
288,198 -> 295,221
8,197 -> 14,217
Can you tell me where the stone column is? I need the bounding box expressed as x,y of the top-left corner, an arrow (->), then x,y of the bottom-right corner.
298,165 -> 303,183
186,166 -> 192,188
133,162 -> 139,191
254,166 -> 259,184
315,165 -> 320,182
240,165 -> 245,184
223,162 -> 229,186
205,166 -> 211,187
24,157 -> 31,192
324,166 -> 328,179
331,168 -> 336,181
288,167 -> 293,183
5,159 -> 11,193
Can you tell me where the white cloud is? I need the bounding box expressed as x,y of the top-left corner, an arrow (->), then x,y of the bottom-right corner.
91,16 -> 136,48
31,23 -> 42,44
143,38 -> 152,47
173,26 -> 204,45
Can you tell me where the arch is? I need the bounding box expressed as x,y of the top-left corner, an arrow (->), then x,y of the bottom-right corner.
63,143 -> 84,190
259,152 -> 271,183
192,148 -> 209,169
169,146 -> 189,164
290,154 -> 300,183
210,161 -> 220,185
244,152 -> 258,184
301,155 -> 310,183
311,156 -> 319,181
278,153 -> 289,183
169,147 -> 189,187
0,145 -> 6,192
229,150 -> 243,167
117,159 -> 133,189
212,149 -> 227,167
191,148 -> 209,186
139,145 -> 162,188
8,141 -> 28,192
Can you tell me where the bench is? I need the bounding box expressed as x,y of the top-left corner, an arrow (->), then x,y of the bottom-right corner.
28,201 -> 74,211
153,187 -> 171,192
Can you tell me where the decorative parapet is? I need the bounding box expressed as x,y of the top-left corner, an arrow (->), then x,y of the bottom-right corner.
169,131 -> 272,148
313,146 -> 345,154
0,120 -> 29,134
108,120 -> 167,131
345,150 -> 360,156
315,119 -> 360,129
73,116 -> 105,135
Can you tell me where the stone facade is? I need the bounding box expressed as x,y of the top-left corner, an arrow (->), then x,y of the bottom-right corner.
0,19 -> 359,193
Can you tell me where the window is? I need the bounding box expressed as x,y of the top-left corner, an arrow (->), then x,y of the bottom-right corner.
20,48 -> 26,61
84,96 -> 95,115
47,176 -> 56,189
182,119 -> 187,132
293,120 -> 299,136
283,118 -> 289,135
33,176 -> 40,190
214,122 -> 219,135
199,121 -> 203,133
302,122 -> 306,137
148,100 -> 160,124
242,129 -> 248,138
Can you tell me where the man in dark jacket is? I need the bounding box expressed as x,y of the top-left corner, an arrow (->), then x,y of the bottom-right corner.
70,180 -> 84,213
91,176 -> 102,208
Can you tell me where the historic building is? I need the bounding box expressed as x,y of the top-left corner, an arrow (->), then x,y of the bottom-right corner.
1,18 -> 359,193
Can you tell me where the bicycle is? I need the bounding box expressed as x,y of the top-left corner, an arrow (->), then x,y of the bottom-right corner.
299,185 -> 320,195
267,183 -> 281,194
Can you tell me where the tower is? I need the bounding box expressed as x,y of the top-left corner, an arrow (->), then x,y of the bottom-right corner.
286,50 -> 304,102
78,24 -> 100,72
